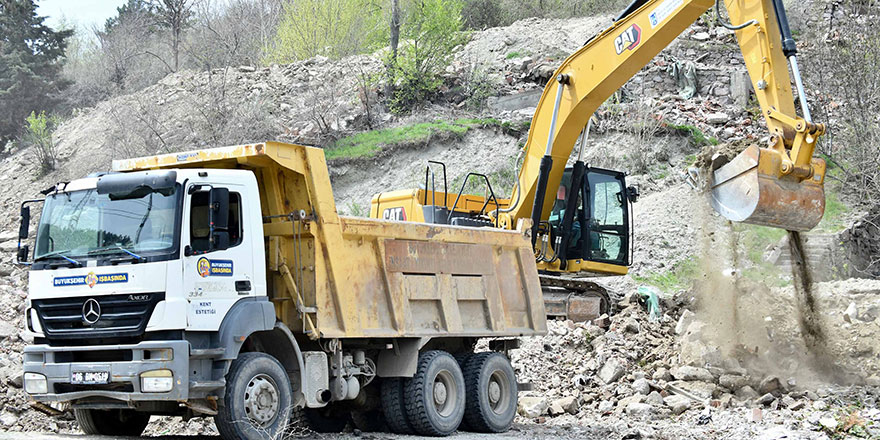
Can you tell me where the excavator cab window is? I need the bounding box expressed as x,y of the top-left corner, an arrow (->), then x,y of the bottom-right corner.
550,168 -> 630,267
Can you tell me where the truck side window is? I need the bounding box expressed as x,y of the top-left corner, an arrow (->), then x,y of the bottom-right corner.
190,190 -> 243,252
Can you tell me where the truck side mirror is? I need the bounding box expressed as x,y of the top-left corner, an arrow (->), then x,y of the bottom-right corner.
627,186 -> 640,203
19,206 -> 30,240
212,231 -> 230,251
211,188 -> 230,231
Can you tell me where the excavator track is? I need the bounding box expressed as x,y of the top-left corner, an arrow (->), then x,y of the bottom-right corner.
539,274 -> 612,322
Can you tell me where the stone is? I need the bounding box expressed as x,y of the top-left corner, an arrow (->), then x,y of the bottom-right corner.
707,112 -> 730,125
0,321 -> 16,339
7,371 -> 22,388
633,378 -> 651,395
719,374 -> 748,391
663,394 -> 691,415
670,380 -> 716,400
750,408 -> 763,423
758,376 -> 782,395
548,401 -> 565,416
593,314 -> 611,329
553,396 -> 579,415
675,310 -> 695,335
646,391 -> 664,406
736,385 -> 759,400
0,264 -> 12,277
598,400 -> 614,413
0,231 -> 17,242
693,32 -> 711,41
757,393 -> 776,406
624,317 -> 641,334
238,65 -> 256,72
518,396 -> 549,418
653,367 -> 672,382
818,416 -> 838,431
598,358 -> 626,384
670,366 -> 714,382
625,402 -> 655,418
0,412 -> 17,427
844,302 -> 858,323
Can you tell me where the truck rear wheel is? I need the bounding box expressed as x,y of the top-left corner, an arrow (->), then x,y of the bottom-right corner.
404,350 -> 466,436
74,408 -> 150,436
380,378 -> 414,434
215,352 -> 292,440
462,352 -> 517,433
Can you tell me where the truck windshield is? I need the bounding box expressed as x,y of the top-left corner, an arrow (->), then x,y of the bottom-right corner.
34,186 -> 180,261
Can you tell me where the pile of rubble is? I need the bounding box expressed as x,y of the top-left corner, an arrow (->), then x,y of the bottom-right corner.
511,291 -> 880,438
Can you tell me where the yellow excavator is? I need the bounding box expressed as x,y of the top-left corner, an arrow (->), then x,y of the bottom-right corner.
370,0 -> 827,320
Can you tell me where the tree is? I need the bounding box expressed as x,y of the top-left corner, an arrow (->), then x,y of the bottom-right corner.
0,0 -> 72,143
149,0 -> 197,71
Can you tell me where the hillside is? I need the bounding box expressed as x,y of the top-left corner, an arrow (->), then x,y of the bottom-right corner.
0,11 -> 878,439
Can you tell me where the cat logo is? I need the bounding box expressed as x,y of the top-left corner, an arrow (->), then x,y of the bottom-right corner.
614,24 -> 642,55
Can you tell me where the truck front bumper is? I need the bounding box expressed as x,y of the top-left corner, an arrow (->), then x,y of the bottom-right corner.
23,340 -> 190,403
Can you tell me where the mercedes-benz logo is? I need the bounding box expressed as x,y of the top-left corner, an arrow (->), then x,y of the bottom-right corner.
82,298 -> 101,325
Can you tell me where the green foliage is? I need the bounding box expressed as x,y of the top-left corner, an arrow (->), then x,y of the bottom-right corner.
346,201 -> 367,217
325,118 -> 490,160
22,111 -> 61,174
633,257 -> 700,293
668,123 -> 719,147
265,0 -> 385,63
0,0 -> 73,143
815,189 -> 850,233
388,0 -> 467,113
505,51 -> 525,59
461,0 -> 504,29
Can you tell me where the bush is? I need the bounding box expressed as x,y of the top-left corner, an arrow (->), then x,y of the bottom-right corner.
265,0 -> 386,63
461,0 -> 505,29
22,111 -> 61,174
388,0 -> 467,113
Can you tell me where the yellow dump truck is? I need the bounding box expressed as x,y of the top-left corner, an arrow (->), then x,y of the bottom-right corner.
18,141 -> 546,438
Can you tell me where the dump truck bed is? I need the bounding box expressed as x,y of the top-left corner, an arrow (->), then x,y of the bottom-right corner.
114,141 -> 547,340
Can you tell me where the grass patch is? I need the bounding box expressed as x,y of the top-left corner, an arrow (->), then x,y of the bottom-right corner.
325,118 -> 500,160
667,123 -> 719,147
505,51 -> 524,59
816,189 -> 849,232
633,257 -> 701,293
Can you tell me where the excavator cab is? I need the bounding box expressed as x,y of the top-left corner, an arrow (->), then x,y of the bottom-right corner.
543,167 -> 633,271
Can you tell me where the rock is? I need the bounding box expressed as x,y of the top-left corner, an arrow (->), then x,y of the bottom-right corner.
633,378 -> 651,395
758,376 -> 782,395
663,394 -> 691,415
0,264 -> 12,277
598,400 -> 614,413
757,393 -> 776,406
670,380 -> 716,400
707,112 -> 730,125
812,400 -> 828,411
548,401 -> 565,416
750,408 -> 763,423
518,396 -> 549,418
736,385 -> 759,400
625,402 -> 655,418
7,371 -> 22,388
552,396 -> 579,415
0,321 -> 17,339
844,302 -> 858,323
598,358 -> 626,384
818,416 -> 838,431
670,366 -> 714,382
693,32 -> 711,41
624,317 -> 641,334
238,65 -> 256,72
593,314 -> 610,329
675,310 -> 695,335
653,367 -> 672,382
0,231 -> 16,242
646,391 -> 664,406
0,412 -> 17,427
719,374 -> 748,391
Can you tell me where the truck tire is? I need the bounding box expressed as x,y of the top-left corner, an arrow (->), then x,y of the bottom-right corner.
462,352 -> 517,433
404,350 -> 465,436
302,407 -> 349,433
215,352 -> 292,440
380,378 -> 414,434
74,408 -> 150,436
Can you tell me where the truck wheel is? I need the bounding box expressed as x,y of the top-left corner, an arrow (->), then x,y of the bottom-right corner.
404,350 -> 465,436
74,408 -> 150,436
215,352 -> 292,440
462,352 -> 517,433
380,378 -> 414,434
302,407 -> 349,433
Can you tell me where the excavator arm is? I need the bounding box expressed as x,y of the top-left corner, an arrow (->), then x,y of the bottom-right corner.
498,0 -> 826,238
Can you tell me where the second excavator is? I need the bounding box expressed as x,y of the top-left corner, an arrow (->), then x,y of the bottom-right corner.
370,0 -> 827,320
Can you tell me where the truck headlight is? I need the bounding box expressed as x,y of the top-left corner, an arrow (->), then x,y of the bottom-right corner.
140,369 -> 173,393
24,373 -> 48,394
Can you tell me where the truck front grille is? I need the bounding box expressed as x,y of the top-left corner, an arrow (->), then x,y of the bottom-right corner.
32,293 -> 164,342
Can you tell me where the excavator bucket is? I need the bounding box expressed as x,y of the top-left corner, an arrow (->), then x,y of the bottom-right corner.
710,145 -> 825,232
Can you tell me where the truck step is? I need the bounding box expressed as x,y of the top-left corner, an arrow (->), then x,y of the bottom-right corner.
190,348 -> 226,359
190,380 -> 226,391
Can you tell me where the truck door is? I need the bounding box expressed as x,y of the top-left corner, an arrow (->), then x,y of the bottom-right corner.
584,169 -> 630,266
181,183 -> 254,330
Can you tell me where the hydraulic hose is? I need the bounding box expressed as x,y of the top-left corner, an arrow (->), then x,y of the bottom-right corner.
715,0 -> 756,30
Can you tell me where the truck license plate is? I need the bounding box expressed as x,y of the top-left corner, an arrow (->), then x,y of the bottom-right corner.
71,371 -> 109,384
